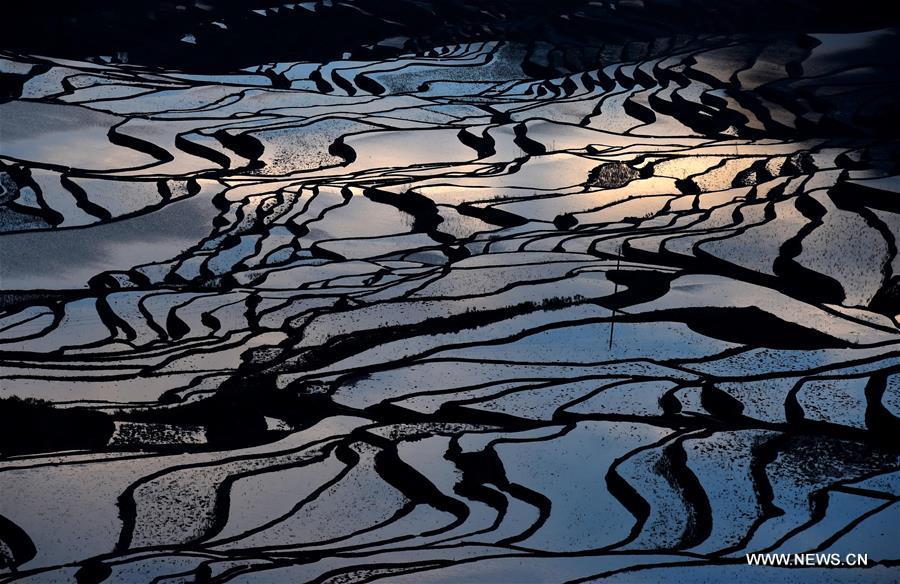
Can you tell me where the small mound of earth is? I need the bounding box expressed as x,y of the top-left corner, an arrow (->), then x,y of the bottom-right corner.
590,162 -> 640,188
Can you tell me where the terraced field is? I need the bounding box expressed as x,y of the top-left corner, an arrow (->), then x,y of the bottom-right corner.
1,2 -> 899,582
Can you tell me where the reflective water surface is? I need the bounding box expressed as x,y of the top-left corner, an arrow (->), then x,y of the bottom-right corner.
1,4 -> 899,582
